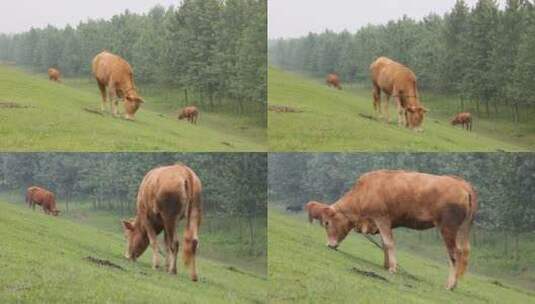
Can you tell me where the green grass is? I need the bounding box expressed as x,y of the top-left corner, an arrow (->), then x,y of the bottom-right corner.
268,209 -> 535,304
0,200 -> 267,303
0,65 -> 266,151
268,67 -> 531,152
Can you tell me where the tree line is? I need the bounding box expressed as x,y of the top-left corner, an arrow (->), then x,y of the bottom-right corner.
0,0 -> 267,115
269,0 -> 535,122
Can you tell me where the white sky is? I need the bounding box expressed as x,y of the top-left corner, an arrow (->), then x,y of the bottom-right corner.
268,0 -> 505,39
0,0 -> 180,34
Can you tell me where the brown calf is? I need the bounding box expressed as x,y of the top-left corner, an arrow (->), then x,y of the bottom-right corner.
317,170 -> 477,290
121,164 -> 202,281
48,68 -> 61,82
451,112 -> 472,131
326,73 -> 342,90
26,186 -> 60,216
305,201 -> 327,225
178,106 -> 199,124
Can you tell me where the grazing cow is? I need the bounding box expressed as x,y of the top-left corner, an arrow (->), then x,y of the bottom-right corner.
178,106 -> 199,124
451,112 -> 472,131
316,170 -> 477,290
370,57 -> 427,130
48,68 -> 61,82
326,73 -> 342,90
92,51 -> 144,120
121,164 -> 202,281
25,186 -> 60,216
305,201 -> 327,225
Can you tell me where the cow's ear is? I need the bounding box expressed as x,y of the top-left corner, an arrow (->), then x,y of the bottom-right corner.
407,106 -> 417,113
420,107 -> 429,113
323,206 -> 336,218
121,220 -> 134,231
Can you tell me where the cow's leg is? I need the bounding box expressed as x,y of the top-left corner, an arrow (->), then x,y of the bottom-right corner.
393,90 -> 404,127
440,224 -> 460,290
107,83 -> 118,117
97,82 -> 107,112
372,86 -> 382,118
163,216 -> 179,275
375,219 -> 397,273
384,94 -> 391,123
143,222 -> 161,269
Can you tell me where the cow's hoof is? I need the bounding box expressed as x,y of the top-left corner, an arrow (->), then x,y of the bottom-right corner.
191,274 -> 198,282
388,266 -> 397,274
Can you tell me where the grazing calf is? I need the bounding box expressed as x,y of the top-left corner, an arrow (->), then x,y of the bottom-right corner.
305,201 -> 327,225
316,170 -> 477,290
370,57 -> 427,130
178,106 -> 199,124
121,164 -> 202,281
326,73 -> 342,90
92,51 -> 144,120
26,186 -> 60,216
451,112 -> 472,131
48,68 -> 61,82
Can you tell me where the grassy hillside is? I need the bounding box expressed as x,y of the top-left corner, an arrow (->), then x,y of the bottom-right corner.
268,209 -> 535,304
268,67 -> 531,152
0,200 -> 267,304
0,65 -> 266,151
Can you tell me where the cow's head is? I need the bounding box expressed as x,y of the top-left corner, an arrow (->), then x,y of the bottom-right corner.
406,105 -> 427,130
121,218 -> 149,261
178,112 -> 186,120
124,93 -> 144,120
321,207 -> 354,250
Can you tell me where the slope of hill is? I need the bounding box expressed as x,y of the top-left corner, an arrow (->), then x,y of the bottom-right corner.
0,201 -> 267,304
268,209 -> 535,304
268,67 -> 529,152
0,65 -> 266,151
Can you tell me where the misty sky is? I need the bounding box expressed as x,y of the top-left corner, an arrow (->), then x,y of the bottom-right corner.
0,0 -> 179,34
269,0 -> 505,39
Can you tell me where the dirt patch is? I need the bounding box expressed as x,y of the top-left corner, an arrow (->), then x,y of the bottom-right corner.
84,256 -> 125,271
350,267 -> 388,282
358,113 -> 377,121
221,141 -> 234,147
0,101 -> 31,109
268,104 -> 303,113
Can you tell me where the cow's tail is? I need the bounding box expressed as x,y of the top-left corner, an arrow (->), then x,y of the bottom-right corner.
25,190 -> 30,207
183,171 -> 202,268
456,185 -> 478,278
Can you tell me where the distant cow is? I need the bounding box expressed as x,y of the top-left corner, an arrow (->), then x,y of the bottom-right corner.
316,170 -> 477,290
451,112 -> 472,131
26,186 -> 60,216
305,201 -> 327,225
370,57 -> 427,130
92,51 -> 144,120
326,73 -> 342,90
48,68 -> 61,82
121,164 -> 202,281
286,205 -> 302,213
178,106 -> 199,124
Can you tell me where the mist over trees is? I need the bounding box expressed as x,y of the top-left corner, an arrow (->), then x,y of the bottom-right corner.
0,0 -> 267,114
269,0 -> 535,122
269,153 -> 535,252
0,153 -> 267,256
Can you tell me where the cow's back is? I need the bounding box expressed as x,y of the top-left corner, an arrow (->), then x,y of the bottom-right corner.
92,51 -> 133,85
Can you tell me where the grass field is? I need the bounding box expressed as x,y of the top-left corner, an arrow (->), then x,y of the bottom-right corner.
268,209 -> 535,304
268,67 -> 533,152
0,200 -> 267,304
0,65 -> 266,151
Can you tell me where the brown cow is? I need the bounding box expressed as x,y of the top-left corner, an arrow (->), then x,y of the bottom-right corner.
326,73 -> 342,90
178,106 -> 199,124
121,164 -> 202,281
317,170 -> 477,290
451,112 -> 472,131
305,201 -> 327,225
48,68 -> 61,83
370,57 -> 427,130
92,51 -> 144,120
26,186 -> 60,216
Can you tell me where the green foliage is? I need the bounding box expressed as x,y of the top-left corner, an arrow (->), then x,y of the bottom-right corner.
269,0 -> 535,122
268,210 -> 535,303
0,201 -> 267,303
